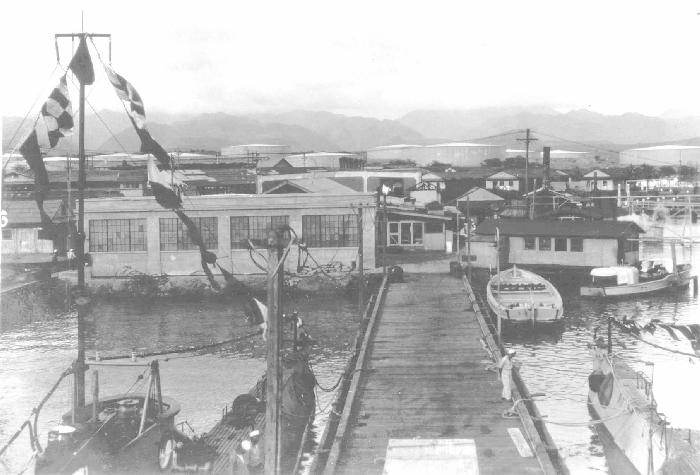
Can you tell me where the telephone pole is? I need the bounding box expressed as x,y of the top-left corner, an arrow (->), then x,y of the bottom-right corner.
357,206 -> 365,309
517,129 -> 538,196
265,227 -> 285,475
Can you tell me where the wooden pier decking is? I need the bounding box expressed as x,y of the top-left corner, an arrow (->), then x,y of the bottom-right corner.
324,272 -> 553,475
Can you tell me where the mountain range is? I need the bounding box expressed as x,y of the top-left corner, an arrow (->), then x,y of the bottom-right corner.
6,107 -> 700,156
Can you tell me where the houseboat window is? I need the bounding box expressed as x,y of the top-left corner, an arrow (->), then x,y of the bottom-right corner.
602,180 -> 608,187
302,214 -> 358,247
570,238 -> 583,252
538,236 -> 551,251
230,216 -> 288,249
413,222 -> 423,244
524,237 -> 536,250
624,239 -> 639,252
425,222 -> 443,233
389,222 -> 400,245
89,219 -> 147,252
159,217 -> 218,251
508,181 -> 514,187
554,237 -> 567,251
2,229 -> 12,240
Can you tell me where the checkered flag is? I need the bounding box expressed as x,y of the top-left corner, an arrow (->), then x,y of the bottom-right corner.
41,75 -> 73,147
104,65 -> 146,129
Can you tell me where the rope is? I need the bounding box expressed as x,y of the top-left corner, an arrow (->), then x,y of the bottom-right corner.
87,330 -> 262,361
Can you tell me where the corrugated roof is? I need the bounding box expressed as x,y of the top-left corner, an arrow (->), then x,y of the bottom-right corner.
264,177 -> 357,194
455,187 -> 504,203
475,218 -> 644,238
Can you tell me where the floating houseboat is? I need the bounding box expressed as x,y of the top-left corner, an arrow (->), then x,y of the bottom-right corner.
486,266 -> 563,323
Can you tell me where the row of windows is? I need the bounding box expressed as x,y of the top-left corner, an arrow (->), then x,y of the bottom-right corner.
88,215 -> 358,252
523,236 -> 584,252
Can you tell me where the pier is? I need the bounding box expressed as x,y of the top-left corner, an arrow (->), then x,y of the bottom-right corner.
317,270 -> 559,474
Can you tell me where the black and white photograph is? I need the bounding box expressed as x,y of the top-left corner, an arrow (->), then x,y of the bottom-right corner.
2,1 -> 700,474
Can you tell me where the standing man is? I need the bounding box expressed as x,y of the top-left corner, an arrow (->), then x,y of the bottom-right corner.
498,349 -> 517,402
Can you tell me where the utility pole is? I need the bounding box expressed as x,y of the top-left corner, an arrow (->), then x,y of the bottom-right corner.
517,129 -> 538,196
383,191 -> 388,276
265,227 -> 285,475
357,206 -> 365,309
466,195 -> 472,281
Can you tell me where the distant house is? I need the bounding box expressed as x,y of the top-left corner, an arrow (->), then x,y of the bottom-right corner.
2,200 -> 72,255
454,187 -> 504,220
485,171 -> 519,193
378,207 -> 454,252
471,218 -> 644,270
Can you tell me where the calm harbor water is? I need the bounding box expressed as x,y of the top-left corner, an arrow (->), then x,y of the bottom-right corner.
0,291 -> 359,473
1,219 -> 699,474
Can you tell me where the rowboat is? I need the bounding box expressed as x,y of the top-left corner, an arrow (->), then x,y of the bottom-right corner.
486,266 -> 563,323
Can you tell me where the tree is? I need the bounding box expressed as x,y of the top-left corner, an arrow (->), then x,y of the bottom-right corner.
482,158 -> 503,168
658,165 -> 675,177
679,165 -> 696,180
504,156 -> 526,168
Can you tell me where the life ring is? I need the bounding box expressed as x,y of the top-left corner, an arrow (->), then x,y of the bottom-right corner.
158,437 -> 174,470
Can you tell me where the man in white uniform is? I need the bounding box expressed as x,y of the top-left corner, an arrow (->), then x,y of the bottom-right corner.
498,349 -> 516,401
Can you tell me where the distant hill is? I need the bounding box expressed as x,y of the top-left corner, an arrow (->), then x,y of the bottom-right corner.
4,110 -> 424,154
253,110 -> 425,150
399,107 -> 700,145
7,107 -> 700,157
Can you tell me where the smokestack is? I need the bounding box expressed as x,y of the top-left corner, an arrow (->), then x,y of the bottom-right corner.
542,146 -> 551,189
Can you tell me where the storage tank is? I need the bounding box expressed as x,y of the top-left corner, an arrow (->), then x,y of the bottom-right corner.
620,145 -> 700,167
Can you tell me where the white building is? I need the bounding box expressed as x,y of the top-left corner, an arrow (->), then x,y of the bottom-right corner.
367,143 -> 507,167
84,193 -> 375,277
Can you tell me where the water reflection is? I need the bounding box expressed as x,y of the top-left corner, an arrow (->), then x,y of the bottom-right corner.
0,291 -> 359,473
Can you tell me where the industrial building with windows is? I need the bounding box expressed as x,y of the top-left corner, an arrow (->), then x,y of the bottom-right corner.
83,193 -> 375,278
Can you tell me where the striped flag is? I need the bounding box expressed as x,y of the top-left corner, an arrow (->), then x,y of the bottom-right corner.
147,158 -> 182,209
41,76 -> 73,147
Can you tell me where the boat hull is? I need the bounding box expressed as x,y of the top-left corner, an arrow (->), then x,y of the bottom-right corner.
486,267 -> 563,323
588,370 -> 666,475
581,268 -> 692,297
35,394 -> 180,475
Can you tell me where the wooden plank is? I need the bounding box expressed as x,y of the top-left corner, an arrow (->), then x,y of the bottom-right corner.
327,274 -> 547,475
507,428 -> 534,458
382,439 -> 480,475
323,275 -> 389,475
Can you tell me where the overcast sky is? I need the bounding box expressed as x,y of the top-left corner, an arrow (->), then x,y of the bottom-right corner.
3,0 -> 700,119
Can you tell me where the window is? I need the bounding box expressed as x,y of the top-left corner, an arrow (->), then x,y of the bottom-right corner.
230,216 -> 288,249
425,222 -> 443,233
2,229 -> 12,240
498,180 -> 504,186
389,222 -> 400,245
302,214 -> 358,247
159,217 -> 218,251
602,180 -> 608,187
89,219 -> 147,252
624,239 -> 639,252
538,236 -> 551,251
555,237 -> 567,251
508,181 -> 514,187
524,237 -> 536,250
570,238 -> 583,252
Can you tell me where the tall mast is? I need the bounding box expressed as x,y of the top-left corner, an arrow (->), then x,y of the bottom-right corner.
56,31 -> 110,422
